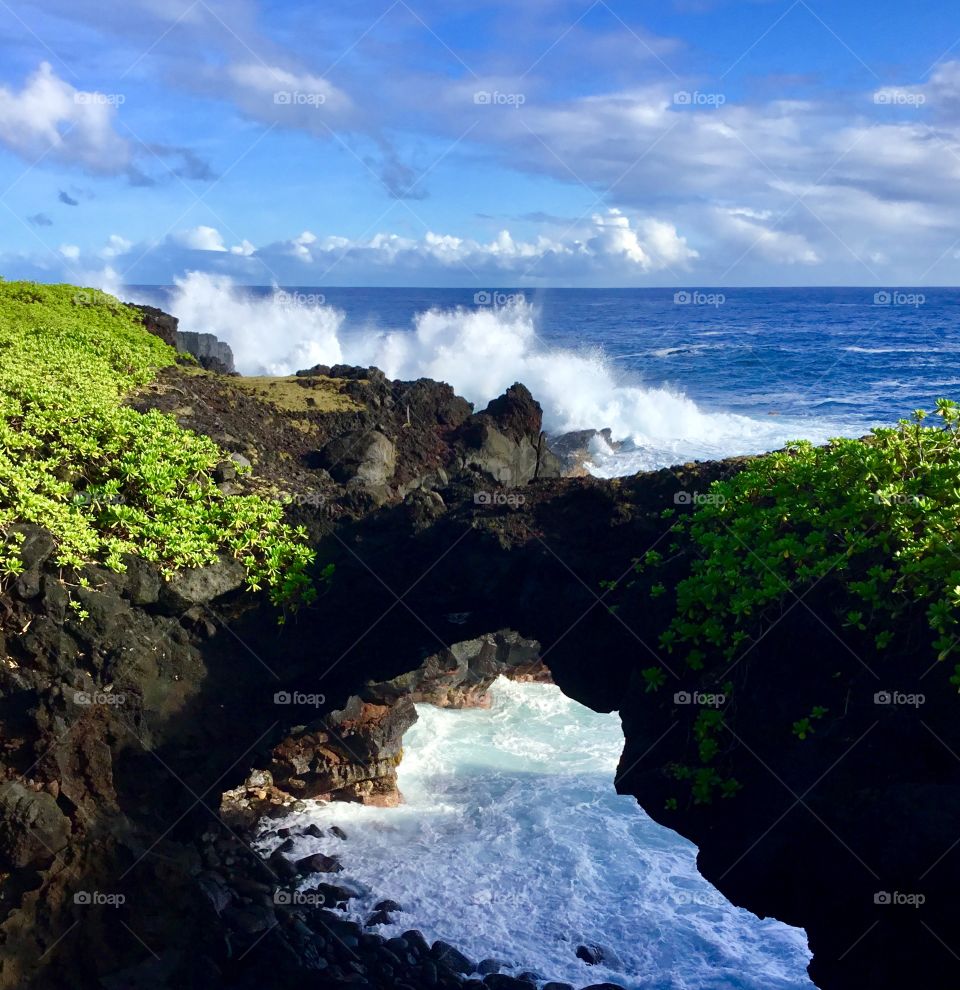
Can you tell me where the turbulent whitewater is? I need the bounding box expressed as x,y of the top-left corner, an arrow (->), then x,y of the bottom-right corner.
257,679 -> 813,990
144,274 -> 881,473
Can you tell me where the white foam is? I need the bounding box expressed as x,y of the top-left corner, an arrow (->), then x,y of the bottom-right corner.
155,273 -> 859,473
257,679 -> 813,990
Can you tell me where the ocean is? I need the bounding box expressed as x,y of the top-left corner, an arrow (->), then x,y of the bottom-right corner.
144,278 -> 952,987
142,279 -> 960,474
256,679 -> 814,990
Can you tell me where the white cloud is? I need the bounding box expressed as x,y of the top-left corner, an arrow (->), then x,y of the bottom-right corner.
39,210 -> 701,285
100,234 -> 133,258
225,63 -> 354,127
59,244 -> 81,260
0,62 -> 131,173
713,206 -> 819,265
172,225 -> 228,251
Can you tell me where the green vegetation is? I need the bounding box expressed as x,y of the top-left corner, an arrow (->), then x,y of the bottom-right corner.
0,281 -> 317,611
627,401 -> 960,804
228,375 -> 362,414
654,400 -> 960,677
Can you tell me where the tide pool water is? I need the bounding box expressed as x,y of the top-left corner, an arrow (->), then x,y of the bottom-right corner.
258,679 -> 813,990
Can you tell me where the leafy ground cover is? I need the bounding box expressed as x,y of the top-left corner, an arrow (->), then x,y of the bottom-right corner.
0,281 -> 316,610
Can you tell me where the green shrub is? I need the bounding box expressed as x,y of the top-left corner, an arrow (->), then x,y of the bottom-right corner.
627,402 -> 960,805
0,281 -> 316,611
655,401 -> 960,679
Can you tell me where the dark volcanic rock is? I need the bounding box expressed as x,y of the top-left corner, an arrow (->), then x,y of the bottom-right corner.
131,302 -> 178,347
430,939 -> 474,974
268,631 -> 548,805
158,556 -> 246,612
575,943 -> 621,967
456,384 -> 561,486
175,330 -> 235,374
295,853 -> 342,874
548,428 -> 622,476
0,782 -> 70,867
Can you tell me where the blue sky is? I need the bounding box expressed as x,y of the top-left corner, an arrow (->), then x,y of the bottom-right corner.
2,0 -> 960,287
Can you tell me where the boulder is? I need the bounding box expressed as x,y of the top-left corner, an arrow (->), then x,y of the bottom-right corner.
159,556 -> 246,612
457,384 -> 562,487
295,853 -> 343,874
374,899 -> 403,913
575,943 -> 622,968
317,430 -> 396,489
0,781 -> 71,867
430,940 -> 474,974
548,428 -> 622,477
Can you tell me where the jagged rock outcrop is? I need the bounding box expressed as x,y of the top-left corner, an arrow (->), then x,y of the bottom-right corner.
130,303 -> 235,373
266,631 -> 546,805
456,383 -> 562,486
548,428 -> 622,476
174,330 -> 235,374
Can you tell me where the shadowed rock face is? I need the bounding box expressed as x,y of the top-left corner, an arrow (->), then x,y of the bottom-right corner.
1,339 -> 958,990
262,631 -> 547,806
130,302 -> 235,373
174,330 -> 235,374
458,383 -> 563,486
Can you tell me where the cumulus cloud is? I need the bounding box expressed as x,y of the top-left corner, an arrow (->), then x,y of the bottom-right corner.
28,213 -> 53,227
587,210 -> 698,269
172,225 -> 228,251
100,234 -> 133,259
0,63 -> 131,174
712,206 -> 819,265
33,210 -> 701,286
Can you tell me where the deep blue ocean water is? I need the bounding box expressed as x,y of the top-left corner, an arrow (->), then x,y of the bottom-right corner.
239,285 -> 960,424
143,282 -> 960,472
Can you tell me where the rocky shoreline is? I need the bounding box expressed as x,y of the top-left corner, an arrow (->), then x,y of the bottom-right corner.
192,804 -> 628,990
1,298 -> 959,989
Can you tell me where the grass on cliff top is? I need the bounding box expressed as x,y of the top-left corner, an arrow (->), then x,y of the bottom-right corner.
228,375 -> 362,414
0,280 -> 316,610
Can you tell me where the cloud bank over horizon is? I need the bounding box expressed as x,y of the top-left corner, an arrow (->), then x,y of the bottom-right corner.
2,0 -> 960,286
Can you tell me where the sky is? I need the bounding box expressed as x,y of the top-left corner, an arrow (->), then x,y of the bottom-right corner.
1,0 -> 960,288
